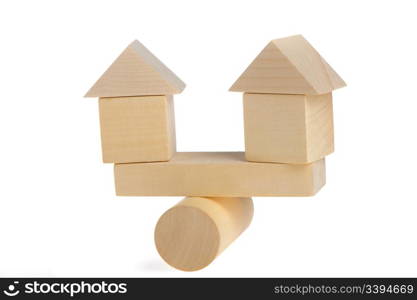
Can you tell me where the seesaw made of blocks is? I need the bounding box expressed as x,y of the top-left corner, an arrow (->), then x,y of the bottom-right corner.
84,35 -> 346,271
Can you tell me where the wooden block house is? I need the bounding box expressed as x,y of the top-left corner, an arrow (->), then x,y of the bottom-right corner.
85,40 -> 185,163
230,35 -> 346,164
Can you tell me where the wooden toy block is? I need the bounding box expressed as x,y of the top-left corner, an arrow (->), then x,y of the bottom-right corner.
85,40 -> 185,164
85,40 -> 185,98
155,196 -> 254,271
243,92 -> 334,164
114,152 -> 325,196
99,95 -> 176,163
229,35 -> 345,95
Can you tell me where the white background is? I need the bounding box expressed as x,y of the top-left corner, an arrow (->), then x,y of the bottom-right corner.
0,0 -> 416,277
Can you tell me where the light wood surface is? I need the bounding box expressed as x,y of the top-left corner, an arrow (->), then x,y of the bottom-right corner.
99,95 -> 176,163
155,196 -> 254,271
305,93 -> 335,162
244,93 -> 334,164
85,40 -> 185,97
114,152 -> 325,196
230,35 -> 346,95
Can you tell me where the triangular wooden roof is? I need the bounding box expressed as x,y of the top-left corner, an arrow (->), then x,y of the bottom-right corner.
229,35 -> 346,95
85,40 -> 185,97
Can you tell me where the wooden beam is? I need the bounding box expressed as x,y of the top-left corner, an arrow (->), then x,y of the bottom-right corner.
114,152 -> 325,196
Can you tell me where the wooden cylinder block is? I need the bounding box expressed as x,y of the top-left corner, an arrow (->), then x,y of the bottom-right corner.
154,196 -> 254,271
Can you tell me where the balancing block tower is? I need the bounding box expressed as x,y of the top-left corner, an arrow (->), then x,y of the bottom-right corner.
85,40 -> 185,163
85,36 -> 345,272
230,35 -> 346,164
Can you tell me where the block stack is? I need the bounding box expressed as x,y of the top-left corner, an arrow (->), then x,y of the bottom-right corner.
85,40 -> 184,163
230,35 -> 345,164
85,35 -> 345,271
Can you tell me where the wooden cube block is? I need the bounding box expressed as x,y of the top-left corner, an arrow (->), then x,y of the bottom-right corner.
99,95 -> 175,163
243,93 -> 334,164
114,152 -> 325,196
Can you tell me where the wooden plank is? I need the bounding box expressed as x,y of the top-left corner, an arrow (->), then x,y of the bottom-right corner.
114,152 -> 325,196
229,35 -> 346,94
85,40 -> 185,97
155,196 -> 254,271
99,95 -> 175,163
243,93 -> 334,164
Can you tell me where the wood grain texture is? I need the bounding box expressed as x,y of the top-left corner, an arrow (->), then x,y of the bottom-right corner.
114,152 -> 325,196
85,40 -> 185,97
155,196 -> 253,271
99,95 -> 176,163
230,35 -> 346,95
305,93 -> 335,162
243,93 -> 334,164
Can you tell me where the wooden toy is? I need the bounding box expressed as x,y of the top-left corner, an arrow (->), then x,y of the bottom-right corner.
229,35 -> 345,94
230,35 -> 345,164
243,93 -> 334,164
85,36 -> 345,271
114,152 -> 325,197
85,40 -> 185,163
98,95 -> 176,163
85,40 -> 185,97
155,196 -> 253,271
